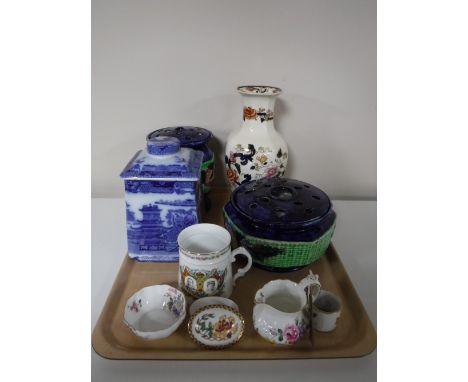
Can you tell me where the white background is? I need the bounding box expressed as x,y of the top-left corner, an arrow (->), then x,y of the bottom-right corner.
92,0 -> 376,199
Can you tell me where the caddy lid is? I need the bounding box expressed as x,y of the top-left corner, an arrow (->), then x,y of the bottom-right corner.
120,136 -> 203,181
230,177 -> 332,230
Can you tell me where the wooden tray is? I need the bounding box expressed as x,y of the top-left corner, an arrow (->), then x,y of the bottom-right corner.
92,190 -> 376,359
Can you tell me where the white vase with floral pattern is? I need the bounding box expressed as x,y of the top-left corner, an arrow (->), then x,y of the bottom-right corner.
225,86 -> 288,189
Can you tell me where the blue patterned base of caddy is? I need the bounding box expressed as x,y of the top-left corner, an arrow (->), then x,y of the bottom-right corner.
123,179 -> 199,262
128,251 -> 179,262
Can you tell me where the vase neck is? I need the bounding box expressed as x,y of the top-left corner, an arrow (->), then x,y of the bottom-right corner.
241,95 -> 277,128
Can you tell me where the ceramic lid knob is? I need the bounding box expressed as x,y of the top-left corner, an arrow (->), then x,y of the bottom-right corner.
146,136 -> 181,156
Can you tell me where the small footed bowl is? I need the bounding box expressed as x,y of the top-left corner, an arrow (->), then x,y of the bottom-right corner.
123,285 -> 186,340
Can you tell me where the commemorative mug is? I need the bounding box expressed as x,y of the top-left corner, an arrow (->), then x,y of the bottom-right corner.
177,223 -> 252,299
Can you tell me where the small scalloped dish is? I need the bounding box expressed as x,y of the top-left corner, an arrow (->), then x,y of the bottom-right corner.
188,304 -> 245,349
123,285 -> 186,340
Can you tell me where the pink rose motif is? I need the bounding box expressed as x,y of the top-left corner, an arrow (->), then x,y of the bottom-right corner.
284,324 -> 300,344
266,166 -> 279,178
130,301 -> 140,312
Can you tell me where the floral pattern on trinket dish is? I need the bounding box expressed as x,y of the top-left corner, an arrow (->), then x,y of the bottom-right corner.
188,304 -> 245,348
123,284 -> 186,340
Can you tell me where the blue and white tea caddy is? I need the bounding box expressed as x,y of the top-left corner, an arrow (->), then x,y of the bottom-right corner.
120,136 -> 204,262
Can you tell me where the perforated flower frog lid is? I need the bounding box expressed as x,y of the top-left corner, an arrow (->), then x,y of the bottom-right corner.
119,136 -> 203,181
147,126 -> 213,148
226,177 -> 336,242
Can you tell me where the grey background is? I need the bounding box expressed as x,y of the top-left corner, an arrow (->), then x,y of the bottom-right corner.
92,0 -> 376,199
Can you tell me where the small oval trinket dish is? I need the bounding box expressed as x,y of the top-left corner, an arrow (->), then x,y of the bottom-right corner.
189,297 -> 239,316
188,304 -> 245,348
124,285 -> 186,340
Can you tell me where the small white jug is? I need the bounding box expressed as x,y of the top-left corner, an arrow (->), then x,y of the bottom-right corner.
253,272 -> 321,345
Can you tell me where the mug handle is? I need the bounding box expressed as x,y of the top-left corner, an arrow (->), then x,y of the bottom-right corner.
231,247 -> 253,286
299,271 -> 321,301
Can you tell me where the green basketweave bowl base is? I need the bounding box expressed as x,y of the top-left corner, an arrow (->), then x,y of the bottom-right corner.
224,212 -> 336,272
251,242 -> 330,272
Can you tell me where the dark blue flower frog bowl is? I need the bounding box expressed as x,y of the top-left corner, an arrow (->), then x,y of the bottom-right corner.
223,177 -> 336,272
